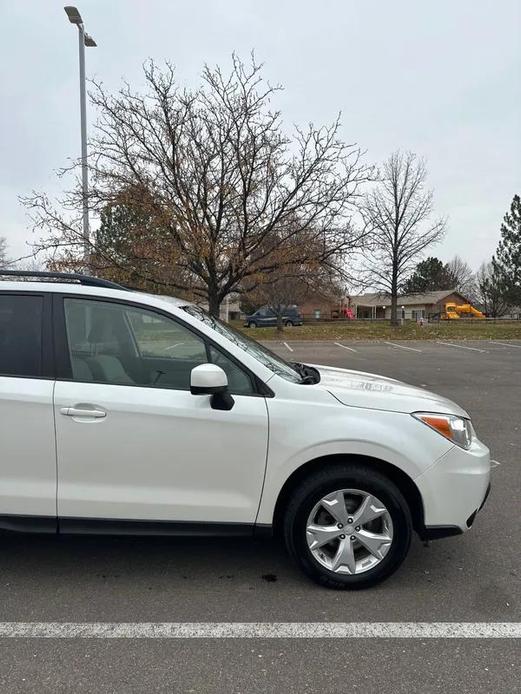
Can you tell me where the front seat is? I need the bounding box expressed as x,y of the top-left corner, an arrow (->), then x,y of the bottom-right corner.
85,314 -> 135,386
70,355 -> 95,382
87,354 -> 135,385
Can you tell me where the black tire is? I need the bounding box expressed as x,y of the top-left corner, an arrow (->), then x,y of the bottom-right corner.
248,322 -> 257,328
284,320 -> 294,327
283,464 -> 412,589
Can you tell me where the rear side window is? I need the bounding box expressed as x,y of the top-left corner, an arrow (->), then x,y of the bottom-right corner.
0,295 -> 43,378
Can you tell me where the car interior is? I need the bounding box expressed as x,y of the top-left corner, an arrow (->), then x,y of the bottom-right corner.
63,298 -> 254,394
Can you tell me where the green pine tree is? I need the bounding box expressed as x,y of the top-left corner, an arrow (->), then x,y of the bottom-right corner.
404,257 -> 453,293
492,195 -> 521,307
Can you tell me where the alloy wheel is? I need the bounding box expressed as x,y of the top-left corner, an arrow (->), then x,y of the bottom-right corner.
305,488 -> 393,575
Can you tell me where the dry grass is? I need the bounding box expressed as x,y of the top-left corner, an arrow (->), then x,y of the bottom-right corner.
231,320 -> 521,341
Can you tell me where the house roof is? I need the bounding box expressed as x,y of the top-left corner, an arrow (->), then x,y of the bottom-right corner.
351,289 -> 468,307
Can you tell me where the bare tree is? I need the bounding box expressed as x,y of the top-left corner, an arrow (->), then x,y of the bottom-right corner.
445,255 -> 476,299
22,55 -> 371,316
245,249 -> 343,332
0,237 -> 8,268
361,151 -> 446,325
475,261 -> 509,317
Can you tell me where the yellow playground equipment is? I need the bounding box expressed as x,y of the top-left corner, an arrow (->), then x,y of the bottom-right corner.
443,302 -> 485,319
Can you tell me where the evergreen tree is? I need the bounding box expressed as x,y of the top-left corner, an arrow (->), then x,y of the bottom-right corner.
476,262 -> 509,317
493,195 -> 521,306
93,186 -> 199,297
403,256 -> 453,293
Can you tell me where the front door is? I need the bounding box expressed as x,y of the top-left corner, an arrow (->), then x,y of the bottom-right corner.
53,296 -> 269,525
0,292 -> 56,521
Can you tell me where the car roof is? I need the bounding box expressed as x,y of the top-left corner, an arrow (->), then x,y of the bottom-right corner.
0,280 -> 190,309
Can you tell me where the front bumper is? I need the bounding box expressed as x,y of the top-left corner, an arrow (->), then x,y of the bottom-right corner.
415,437 -> 491,539
421,482 -> 491,540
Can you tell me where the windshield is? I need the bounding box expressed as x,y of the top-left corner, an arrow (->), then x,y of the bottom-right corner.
181,305 -> 303,383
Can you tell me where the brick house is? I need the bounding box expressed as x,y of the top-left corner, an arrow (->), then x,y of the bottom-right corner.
298,290 -> 348,320
350,290 -> 472,320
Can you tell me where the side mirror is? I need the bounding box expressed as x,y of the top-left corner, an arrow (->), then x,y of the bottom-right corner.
190,364 -> 234,411
190,363 -> 228,394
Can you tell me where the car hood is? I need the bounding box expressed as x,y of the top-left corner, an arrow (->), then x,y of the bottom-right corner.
311,364 -> 469,417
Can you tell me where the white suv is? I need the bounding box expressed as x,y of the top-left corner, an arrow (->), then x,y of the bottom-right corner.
0,272 -> 490,589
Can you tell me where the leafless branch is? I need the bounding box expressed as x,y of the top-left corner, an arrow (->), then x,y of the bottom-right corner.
21,55 -> 372,314
359,151 -> 446,324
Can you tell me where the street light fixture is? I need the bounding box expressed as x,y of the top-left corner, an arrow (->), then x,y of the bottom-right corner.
64,6 -> 97,270
64,5 -> 82,23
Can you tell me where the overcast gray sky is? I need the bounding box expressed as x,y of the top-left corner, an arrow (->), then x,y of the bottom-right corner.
1,0 -> 520,269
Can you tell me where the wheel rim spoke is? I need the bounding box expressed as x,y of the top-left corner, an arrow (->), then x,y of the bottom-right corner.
320,491 -> 349,526
331,537 -> 357,574
306,523 -> 341,550
356,528 -> 392,560
353,494 -> 387,526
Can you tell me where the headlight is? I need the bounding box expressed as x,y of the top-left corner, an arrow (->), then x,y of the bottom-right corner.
412,412 -> 473,449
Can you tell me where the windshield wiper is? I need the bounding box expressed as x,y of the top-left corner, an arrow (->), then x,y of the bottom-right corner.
291,362 -> 320,385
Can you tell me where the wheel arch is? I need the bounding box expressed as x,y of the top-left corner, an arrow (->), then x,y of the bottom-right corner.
271,453 -> 425,538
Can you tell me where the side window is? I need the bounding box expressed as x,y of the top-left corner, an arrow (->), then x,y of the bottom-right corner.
126,309 -> 206,362
209,345 -> 255,396
0,294 -> 43,378
63,298 -> 207,390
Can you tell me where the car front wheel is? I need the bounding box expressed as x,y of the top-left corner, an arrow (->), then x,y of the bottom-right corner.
283,464 -> 412,589
248,322 -> 257,328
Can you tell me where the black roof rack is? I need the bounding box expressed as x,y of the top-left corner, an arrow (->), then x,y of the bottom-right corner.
0,270 -> 127,290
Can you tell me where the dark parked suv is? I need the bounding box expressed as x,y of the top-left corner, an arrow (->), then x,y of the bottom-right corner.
245,306 -> 303,328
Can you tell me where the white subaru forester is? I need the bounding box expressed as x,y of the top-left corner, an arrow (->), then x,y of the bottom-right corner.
0,272 -> 490,589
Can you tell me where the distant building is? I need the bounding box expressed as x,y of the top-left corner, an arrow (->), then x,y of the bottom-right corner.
350,290 -> 472,321
298,289 -> 347,321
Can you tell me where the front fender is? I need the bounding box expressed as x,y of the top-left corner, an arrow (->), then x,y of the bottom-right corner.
255,398 -> 452,525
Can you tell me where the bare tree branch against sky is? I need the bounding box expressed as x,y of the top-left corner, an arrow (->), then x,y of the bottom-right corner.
1,0 -> 520,268
22,57 -> 371,315
360,151 -> 446,324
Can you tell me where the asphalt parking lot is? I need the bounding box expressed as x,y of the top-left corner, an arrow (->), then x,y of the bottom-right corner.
1,339 -> 520,693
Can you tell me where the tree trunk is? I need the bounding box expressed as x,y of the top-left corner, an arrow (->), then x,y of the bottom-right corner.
208,291 -> 221,318
390,266 -> 399,326
276,312 -> 284,334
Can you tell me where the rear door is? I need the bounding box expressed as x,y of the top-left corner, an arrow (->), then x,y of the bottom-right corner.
0,292 -> 56,522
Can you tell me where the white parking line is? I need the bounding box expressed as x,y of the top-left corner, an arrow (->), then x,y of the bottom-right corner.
489,341 -> 521,349
334,342 -> 357,352
283,342 -> 293,352
0,622 -> 519,639
437,342 -> 486,353
384,342 -> 422,353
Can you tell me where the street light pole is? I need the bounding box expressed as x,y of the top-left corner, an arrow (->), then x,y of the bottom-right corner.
64,6 -> 96,271
77,22 -> 89,266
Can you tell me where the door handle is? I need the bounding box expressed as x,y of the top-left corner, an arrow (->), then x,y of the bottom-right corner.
60,407 -> 107,419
